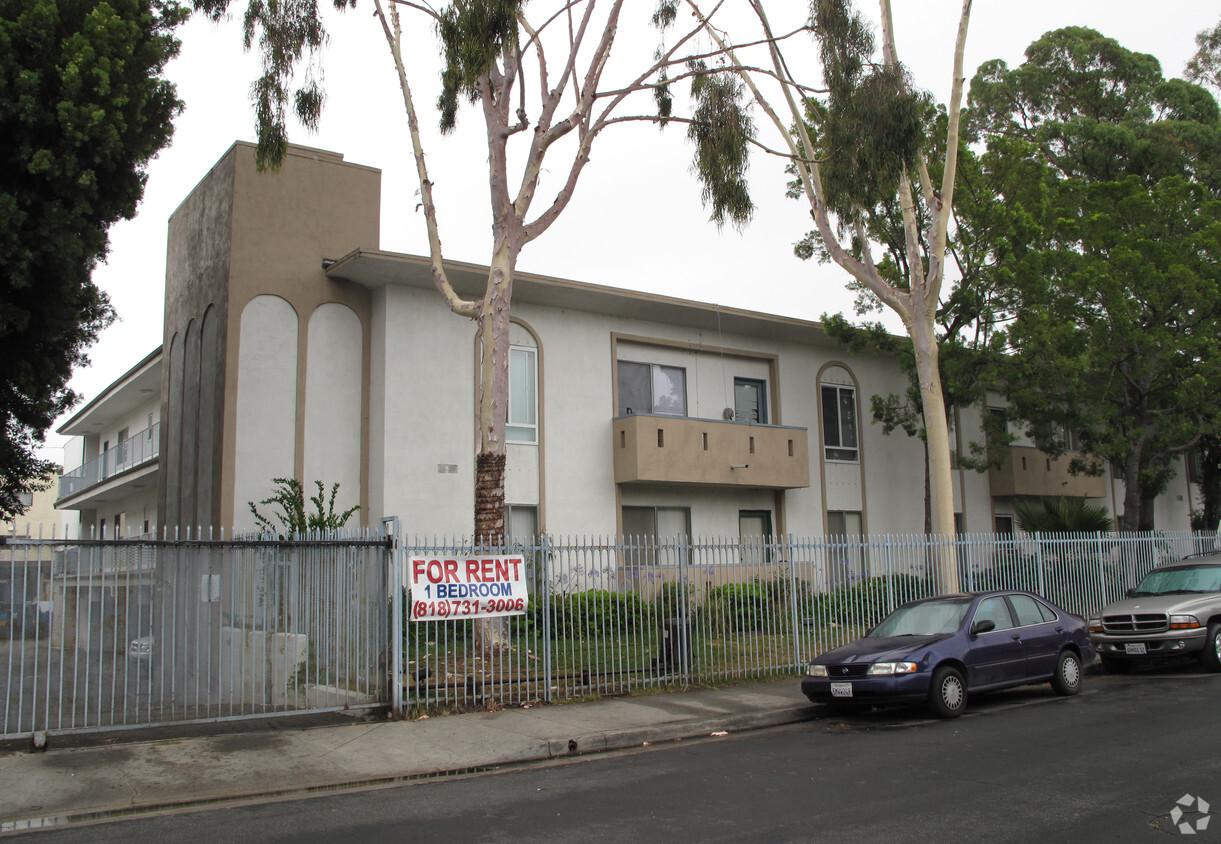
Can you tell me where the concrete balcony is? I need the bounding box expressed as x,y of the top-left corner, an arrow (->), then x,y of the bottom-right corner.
613,414 -> 809,489
57,423 -> 160,510
988,445 -> 1107,499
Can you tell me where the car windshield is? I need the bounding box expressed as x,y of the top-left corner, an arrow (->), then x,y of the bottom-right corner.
867,599 -> 972,637
1132,565 -> 1221,596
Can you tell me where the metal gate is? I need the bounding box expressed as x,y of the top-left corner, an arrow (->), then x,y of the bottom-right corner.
2,527 -> 393,741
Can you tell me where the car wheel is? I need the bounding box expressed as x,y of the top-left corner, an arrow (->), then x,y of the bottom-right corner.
1201,624 -> 1221,673
1050,650 -> 1082,696
928,666 -> 967,719
1099,655 -> 1132,674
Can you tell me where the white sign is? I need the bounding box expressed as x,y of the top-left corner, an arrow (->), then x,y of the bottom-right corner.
408,556 -> 529,621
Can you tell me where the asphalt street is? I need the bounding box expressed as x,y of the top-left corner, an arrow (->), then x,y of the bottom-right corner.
10,665 -> 1218,843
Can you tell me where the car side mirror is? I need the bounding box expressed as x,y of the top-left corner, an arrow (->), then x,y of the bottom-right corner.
970,619 -> 996,636
1125,588 -> 1136,598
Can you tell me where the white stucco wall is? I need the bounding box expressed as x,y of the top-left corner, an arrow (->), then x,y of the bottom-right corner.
304,303 -> 362,519
234,295 -> 298,528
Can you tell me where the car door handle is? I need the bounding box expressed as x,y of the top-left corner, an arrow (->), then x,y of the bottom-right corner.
1011,634 -> 1021,640
1055,627 -> 1064,633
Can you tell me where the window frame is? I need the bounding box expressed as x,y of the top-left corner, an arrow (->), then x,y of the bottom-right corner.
738,510 -> 774,564
621,505 -> 691,566
507,345 -> 538,444
617,360 -> 688,418
821,384 -> 859,462
733,377 -> 768,424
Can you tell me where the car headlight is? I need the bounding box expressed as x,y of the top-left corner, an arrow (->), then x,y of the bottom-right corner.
1170,615 -> 1202,630
1087,618 -> 1102,633
807,664 -> 828,677
867,662 -> 918,675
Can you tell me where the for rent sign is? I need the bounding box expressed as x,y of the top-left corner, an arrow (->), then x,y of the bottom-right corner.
408,556 -> 529,621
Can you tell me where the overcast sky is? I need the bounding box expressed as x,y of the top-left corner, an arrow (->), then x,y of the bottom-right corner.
44,1 -> 1220,462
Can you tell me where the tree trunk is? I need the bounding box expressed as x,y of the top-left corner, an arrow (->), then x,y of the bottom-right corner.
1120,450 -> 1143,532
910,313 -> 960,594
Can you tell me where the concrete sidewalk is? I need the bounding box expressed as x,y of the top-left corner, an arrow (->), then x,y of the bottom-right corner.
0,678 -> 814,830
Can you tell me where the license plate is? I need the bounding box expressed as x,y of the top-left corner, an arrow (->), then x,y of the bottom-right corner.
831,682 -> 853,698
1125,643 -> 1147,655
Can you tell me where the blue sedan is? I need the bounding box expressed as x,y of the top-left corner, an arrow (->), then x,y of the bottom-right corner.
801,591 -> 1094,718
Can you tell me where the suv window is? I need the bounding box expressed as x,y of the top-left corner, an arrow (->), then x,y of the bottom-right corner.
1133,565 -> 1221,596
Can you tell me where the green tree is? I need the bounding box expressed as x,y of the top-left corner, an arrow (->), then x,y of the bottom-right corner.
0,0 -> 186,519
249,478 -> 360,536
1187,18 -> 1221,94
966,27 -> 1221,531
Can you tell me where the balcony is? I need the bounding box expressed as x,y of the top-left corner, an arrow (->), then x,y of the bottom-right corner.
57,423 -> 160,507
613,414 -> 809,489
988,445 -> 1107,499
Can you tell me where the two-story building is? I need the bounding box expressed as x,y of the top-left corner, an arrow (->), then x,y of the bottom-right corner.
52,141 -> 1200,553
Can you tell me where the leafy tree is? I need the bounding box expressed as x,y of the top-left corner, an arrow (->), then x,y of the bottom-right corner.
199,0 -> 752,547
676,0 -> 974,592
249,478 -> 359,536
0,0 -> 186,520
1187,18 -> 1221,94
966,27 -> 1221,531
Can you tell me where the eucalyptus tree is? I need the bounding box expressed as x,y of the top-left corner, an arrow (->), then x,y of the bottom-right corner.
1187,18 -> 1221,94
195,0 -> 753,544
672,0 -> 974,592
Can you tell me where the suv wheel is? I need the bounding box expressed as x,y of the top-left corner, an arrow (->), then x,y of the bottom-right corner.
1050,650 -> 1082,695
1202,623 -> 1221,673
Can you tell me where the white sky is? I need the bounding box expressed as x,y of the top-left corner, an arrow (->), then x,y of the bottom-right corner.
43,0 -> 1220,462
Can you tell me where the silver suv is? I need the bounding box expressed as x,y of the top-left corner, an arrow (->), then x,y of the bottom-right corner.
1089,554 -> 1221,673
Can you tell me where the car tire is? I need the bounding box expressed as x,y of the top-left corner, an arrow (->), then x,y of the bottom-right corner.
1099,655 -> 1132,674
928,665 -> 967,719
1050,650 -> 1082,696
1201,624 -> 1221,673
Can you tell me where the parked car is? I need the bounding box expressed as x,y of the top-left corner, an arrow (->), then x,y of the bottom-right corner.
802,591 -> 1094,718
128,634 -> 154,659
1088,554 -> 1221,673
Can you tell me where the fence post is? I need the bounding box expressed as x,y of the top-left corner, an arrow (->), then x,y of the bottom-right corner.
884,536 -> 895,614
678,533 -> 691,682
382,517 -> 404,720
541,533 -> 553,703
786,534 -> 801,669
1035,532 -> 1045,597
1096,531 -> 1107,605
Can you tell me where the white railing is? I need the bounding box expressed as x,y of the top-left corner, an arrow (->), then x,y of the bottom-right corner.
57,423 -> 161,501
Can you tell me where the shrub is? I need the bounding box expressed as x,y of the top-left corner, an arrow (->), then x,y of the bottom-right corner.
548,589 -> 645,638
704,582 -> 773,632
808,575 -> 931,628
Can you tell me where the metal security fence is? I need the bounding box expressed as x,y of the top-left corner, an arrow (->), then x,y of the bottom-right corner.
1,528 -> 391,741
395,530 -> 1217,709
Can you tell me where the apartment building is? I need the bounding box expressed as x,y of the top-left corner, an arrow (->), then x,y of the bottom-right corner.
52,141 -> 1199,546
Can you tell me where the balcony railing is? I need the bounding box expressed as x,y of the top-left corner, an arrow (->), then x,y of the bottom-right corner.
58,423 -> 160,501
613,414 -> 809,489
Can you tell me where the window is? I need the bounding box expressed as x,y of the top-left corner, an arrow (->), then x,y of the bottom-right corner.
618,361 -> 687,417
738,510 -> 773,564
973,596 -> 1015,631
827,510 -> 864,588
17,491 -> 33,507
507,346 -> 538,443
994,515 -> 1015,535
506,504 -> 538,541
821,385 -> 858,461
733,378 -> 767,424
622,506 -> 690,565
1009,594 -> 1056,627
